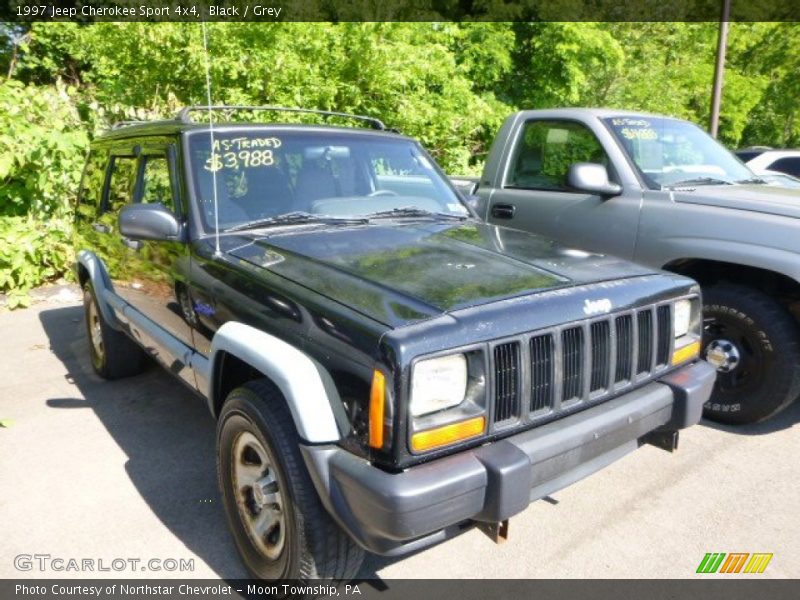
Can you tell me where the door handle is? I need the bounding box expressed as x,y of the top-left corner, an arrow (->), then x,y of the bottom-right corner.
122,237 -> 142,251
92,222 -> 111,234
491,203 -> 516,219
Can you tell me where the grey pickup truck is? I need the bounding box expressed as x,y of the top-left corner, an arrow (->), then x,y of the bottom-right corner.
468,109 -> 800,424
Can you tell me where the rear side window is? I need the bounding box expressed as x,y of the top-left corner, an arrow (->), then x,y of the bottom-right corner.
769,157 -> 800,178
507,120 -> 610,191
76,150 -> 108,220
139,155 -> 176,212
105,156 -> 138,214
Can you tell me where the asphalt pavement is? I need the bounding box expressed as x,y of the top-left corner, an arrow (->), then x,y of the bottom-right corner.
1,292 -> 798,580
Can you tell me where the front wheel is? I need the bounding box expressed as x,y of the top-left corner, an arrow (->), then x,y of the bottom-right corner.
701,283 -> 800,424
217,380 -> 364,581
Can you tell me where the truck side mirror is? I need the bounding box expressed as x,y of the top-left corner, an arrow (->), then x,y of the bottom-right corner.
119,203 -> 182,242
567,163 -> 622,197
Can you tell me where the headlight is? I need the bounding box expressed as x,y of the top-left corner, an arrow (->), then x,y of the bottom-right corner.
671,296 -> 701,366
674,299 -> 692,338
410,354 -> 467,417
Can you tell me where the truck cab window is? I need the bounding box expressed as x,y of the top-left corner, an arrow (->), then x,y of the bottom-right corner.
508,120 -> 609,191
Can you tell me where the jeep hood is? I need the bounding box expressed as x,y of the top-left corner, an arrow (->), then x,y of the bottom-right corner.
672,184 -> 800,219
227,221 -> 658,327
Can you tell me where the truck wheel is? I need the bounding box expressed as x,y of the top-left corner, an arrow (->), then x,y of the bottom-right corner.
217,379 -> 364,581
83,282 -> 147,379
702,283 -> 800,424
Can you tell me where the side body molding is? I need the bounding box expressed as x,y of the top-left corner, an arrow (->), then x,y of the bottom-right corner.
75,250 -> 120,330
205,322 -> 345,443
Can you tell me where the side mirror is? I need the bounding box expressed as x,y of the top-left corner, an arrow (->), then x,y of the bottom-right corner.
118,203 -> 182,242
567,163 -> 622,197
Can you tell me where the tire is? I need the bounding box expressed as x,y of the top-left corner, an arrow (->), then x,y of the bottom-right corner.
701,283 -> 800,424
83,282 -> 147,379
217,379 -> 364,582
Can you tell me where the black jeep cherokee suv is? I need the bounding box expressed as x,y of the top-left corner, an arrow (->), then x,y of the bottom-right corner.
74,106 -> 715,581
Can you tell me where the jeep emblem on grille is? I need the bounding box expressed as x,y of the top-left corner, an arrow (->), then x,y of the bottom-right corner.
583,298 -> 612,315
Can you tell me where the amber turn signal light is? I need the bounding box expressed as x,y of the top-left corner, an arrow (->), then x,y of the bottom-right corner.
672,340 -> 701,366
411,415 -> 485,452
369,370 -> 386,449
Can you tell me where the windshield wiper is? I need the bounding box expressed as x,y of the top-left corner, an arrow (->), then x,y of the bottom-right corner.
226,211 -> 368,232
736,177 -> 767,185
664,176 -> 734,189
366,206 -> 468,221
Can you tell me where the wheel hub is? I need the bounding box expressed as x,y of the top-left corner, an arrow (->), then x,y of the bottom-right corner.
252,473 -> 280,508
232,432 -> 285,560
705,339 -> 741,373
87,301 -> 104,359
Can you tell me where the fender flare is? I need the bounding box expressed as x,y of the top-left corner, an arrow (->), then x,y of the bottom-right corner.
75,250 -> 121,330
207,322 -> 346,443
656,240 -> 800,288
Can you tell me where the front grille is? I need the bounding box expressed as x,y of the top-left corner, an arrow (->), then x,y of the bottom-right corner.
562,327 -> 584,402
590,320 -> 611,393
656,305 -> 671,367
490,300 -> 679,430
615,315 -> 633,383
530,334 -> 554,413
637,310 -> 653,374
493,342 -> 521,423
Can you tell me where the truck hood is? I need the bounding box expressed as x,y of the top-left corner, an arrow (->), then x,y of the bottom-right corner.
673,184 -> 800,219
226,221 -> 658,327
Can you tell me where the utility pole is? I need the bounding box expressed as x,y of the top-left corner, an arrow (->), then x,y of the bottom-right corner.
709,0 -> 732,138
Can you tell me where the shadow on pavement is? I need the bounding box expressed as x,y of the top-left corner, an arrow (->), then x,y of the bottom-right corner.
40,304 -> 248,579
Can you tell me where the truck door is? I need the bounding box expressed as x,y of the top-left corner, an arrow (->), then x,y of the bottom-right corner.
485,119 -> 640,260
116,141 -> 194,376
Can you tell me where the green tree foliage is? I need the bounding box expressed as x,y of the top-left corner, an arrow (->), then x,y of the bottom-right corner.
0,21 -> 797,306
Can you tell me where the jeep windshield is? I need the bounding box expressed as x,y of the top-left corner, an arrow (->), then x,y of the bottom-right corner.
187,129 -> 469,231
603,116 -> 755,189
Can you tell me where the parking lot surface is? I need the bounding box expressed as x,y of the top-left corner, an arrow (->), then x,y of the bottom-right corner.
1,295 -> 798,580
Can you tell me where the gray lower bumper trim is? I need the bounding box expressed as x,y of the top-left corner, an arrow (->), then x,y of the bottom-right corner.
302,360 -> 716,556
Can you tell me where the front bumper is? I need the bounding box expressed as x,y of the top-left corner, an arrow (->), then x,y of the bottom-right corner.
302,360 -> 716,556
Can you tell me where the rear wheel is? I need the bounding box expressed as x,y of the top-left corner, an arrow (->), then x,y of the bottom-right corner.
83,282 -> 147,379
701,283 -> 800,424
217,379 -> 364,582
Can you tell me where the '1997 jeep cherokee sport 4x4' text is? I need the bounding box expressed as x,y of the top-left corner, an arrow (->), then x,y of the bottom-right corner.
74,106 -> 715,581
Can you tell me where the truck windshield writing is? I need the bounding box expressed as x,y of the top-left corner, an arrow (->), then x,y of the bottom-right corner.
188,130 -> 465,231
603,117 -> 753,189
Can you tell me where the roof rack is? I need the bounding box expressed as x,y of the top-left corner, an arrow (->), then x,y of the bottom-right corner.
110,120 -> 149,130
176,105 -> 386,131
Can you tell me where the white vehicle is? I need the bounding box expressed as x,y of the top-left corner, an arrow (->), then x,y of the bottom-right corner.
736,148 -> 800,179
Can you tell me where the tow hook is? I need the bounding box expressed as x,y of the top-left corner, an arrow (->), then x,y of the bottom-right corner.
642,429 -> 679,452
477,519 -> 509,544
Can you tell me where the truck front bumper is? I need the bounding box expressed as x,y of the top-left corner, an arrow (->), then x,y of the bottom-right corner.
301,360 -> 715,556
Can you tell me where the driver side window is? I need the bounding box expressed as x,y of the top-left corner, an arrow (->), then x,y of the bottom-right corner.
507,120 -> 610,191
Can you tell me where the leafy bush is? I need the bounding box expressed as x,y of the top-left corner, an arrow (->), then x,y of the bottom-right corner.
0,79 -> 88,218
0,216 -> 74,308
0,79 -> 86,307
